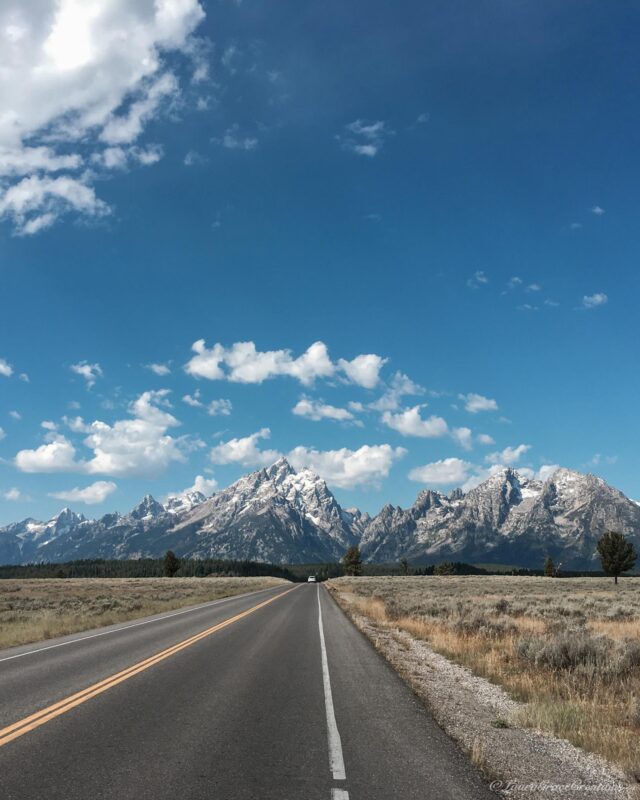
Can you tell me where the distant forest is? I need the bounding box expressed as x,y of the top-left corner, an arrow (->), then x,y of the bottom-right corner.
0,557 -> 607,581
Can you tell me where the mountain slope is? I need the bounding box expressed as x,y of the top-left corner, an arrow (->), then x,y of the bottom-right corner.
360,468 -> 640,569
1,462 -> 639,568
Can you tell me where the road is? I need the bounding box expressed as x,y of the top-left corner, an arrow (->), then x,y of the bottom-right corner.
0,583 -> 493,800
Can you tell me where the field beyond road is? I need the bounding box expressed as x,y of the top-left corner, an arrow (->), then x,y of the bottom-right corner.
0,576 -> 287,650
329,576 -> 640,775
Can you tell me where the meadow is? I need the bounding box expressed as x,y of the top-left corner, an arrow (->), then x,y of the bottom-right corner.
0,576 -> 287,650
328,575 -> 640,773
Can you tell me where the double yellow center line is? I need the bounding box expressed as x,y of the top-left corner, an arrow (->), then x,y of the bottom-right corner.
0,585 -> 299,748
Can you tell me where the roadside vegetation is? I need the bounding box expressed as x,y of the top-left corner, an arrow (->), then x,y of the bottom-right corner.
328,575 -> 640,773
0,576 -> 287,650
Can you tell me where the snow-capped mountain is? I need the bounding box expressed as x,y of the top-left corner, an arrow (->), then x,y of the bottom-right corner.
360,468 -> 640,568
1,461 -> 639,568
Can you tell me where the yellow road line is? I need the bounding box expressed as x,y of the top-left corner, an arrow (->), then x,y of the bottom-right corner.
0,585 -> 299,748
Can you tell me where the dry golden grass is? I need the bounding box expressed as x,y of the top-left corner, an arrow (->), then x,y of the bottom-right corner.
329,576 -> 640,774
0,576 -> 287,650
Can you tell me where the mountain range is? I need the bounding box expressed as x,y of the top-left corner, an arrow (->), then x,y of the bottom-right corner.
1,458 -> 639,569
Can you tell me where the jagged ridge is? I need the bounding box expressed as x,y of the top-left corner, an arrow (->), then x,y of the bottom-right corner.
1,461 -> 639,568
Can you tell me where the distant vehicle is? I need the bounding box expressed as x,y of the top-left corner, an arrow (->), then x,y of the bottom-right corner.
307,575 -> 317,583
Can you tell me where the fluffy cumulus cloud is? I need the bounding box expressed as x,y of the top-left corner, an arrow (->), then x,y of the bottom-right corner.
185,340 -> 386,388
0,358 -> 14,377
0,0 -> 206,234
209,428 -> 282,468
81,390 -> 187,476
451,426 -> 473,450
16,389 -> 189,477
70,361 -> 103,388
485,443 -> 531,466
15,435 -> 79,473
459,393 -> 498,413
167,474 -> 218,499
145,362 -> 171,376
381,406 -> 449,438
369,371 -> 424,412
582,293 -> 608,309
292,398 -> 356,423
337,354 -> 387,389
288,444 -> 406,489
408,457 -> 473,486
49,480 -> 117,505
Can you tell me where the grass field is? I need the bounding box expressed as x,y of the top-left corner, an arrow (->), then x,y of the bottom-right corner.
328,576 -> 640,774
0,576 -> 288,650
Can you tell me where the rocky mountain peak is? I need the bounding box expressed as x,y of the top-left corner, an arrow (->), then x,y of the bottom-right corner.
129,494 -> 165,521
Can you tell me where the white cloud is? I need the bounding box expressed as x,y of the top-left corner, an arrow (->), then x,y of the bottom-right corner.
15,436 -> 79,473
207,399 -> 232,416
184,149 -> 207,166
288,444 -> 406,489
467,270 -> 488,289
3,487 -> 25,501
459,393 -> 498,413
591,205 -> 605,216
485,443 -> 531,465
338,119 -> 392,158
477,433 -> 495,445
70,361 -> 103,388
451,426 -> 473,450
0,358 -> 14,377
82,390 -> 187,477
18,390 -> 189,478
0,0 -> 206,233
185,339 -> 386,388
0,427 -> 5,441
507,276 -> 522,289
209,428 -> 281,468
185,340 -> 225,380
582,293 -> 608,309
217,124 -> 258,151
369,371 -> 424,412
409,457 -> 473,486
292,398 -> 356,423
167,474 -> 217,500
337,353 -> 387,389
41,420 -> 58,431
145,362 -> 171,376
537,464 -> 560,482
182,390 -> 204,407
9,410 -> 21,420
49,480 -> 117,505
381,405 -> 449,438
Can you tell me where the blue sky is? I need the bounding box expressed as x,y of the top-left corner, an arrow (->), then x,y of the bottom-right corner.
1,0 -> 638,524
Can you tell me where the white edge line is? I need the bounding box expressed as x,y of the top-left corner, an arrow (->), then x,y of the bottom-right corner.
331,790 -> 349,800
0,584 -> 280,664
318,584 -> 347,782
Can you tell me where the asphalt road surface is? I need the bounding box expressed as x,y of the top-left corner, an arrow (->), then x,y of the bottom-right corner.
0,583 -> 494,800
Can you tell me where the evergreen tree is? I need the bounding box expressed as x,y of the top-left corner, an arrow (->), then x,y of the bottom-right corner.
543,556 -> 555,577
163,550 -> 181,578
343,546 -> 363,576
596,531 -> 637,585
434,561 -> 454,575
399,557 -> 409,576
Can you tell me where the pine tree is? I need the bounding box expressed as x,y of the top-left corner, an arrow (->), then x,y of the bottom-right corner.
434,561 -> 454,575
596,531 -> 637,585
399,557 -> 409,575
343,546 -> 363,576
163,550 -> 181,578
544,556 -> 555,577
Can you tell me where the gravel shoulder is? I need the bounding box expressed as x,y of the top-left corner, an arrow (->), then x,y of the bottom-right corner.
330,587 -> 638,800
